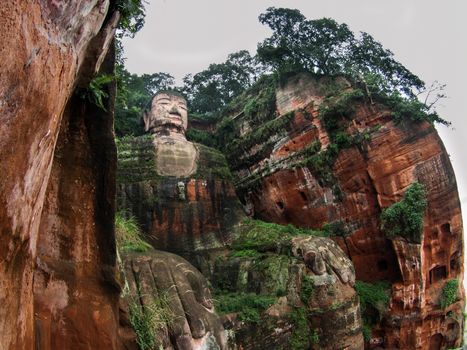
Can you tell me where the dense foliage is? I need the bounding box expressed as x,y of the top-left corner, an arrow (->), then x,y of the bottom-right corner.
182,50 -> 263,114
115,0 -> 146,38
257,7 -> 423,97
380,182 -> 427,243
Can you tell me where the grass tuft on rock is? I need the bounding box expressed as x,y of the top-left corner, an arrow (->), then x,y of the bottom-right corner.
128,293 -> 174,350
115,212 -> 152,252
232,219 -> 327,253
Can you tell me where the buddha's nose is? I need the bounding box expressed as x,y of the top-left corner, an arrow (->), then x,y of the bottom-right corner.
169,105 -> 181,116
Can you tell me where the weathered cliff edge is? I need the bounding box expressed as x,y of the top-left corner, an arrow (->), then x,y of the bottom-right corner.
216,72 -> 464,349
0,1 -> 120,348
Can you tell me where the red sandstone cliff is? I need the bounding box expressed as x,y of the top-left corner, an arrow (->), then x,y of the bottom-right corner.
216,72 -> 464,349
0,1 -> 120,348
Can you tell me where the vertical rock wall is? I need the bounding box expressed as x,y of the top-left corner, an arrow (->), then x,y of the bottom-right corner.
0,1 -> 119,348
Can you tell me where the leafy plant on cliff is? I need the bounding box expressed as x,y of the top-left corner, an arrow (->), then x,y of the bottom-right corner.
116,0 -> 146,38
81,74 -> 114,111
115,212 -> 152,252
440,279 -> 459,309
128,292 -> 174,350
380,182 -> 427,243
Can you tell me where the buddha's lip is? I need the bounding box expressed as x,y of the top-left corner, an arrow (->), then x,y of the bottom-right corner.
169,113 -> 182,120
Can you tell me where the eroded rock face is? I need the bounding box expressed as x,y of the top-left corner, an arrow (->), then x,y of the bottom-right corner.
218,72 -> 464,349
121,250 -> 227,350
0,1 -> 120,348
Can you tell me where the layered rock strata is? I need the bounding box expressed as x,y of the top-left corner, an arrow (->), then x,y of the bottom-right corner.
217,72 -> 464,349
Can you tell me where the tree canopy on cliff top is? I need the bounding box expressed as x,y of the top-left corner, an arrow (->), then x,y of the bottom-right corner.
115,7 -> 448,135
257,7 -> 424,97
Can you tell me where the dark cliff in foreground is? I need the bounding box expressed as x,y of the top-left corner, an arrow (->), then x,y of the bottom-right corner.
0,1 -> 121,348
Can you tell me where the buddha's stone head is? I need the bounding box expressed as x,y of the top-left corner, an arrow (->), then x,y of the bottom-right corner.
143,91 -> 188,137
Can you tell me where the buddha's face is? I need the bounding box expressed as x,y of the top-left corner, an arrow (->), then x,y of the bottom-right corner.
144,93 -> 188,134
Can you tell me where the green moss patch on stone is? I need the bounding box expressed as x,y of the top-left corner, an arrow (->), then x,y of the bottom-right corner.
288,307 -> 313,350
231,219 -> 327,253
193,143 -> 233,180
213,292 -> 276,323
300,275 -> 315,305
116,134 -> 160,183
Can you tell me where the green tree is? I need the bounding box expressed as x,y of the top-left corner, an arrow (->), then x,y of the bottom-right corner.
257,7 -> 424,97
182,50 -> 261,114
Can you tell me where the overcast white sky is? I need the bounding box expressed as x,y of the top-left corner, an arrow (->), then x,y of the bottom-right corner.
122,0 -> 466,224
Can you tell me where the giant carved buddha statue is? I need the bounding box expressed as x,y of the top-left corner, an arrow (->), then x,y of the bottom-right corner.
117,90 -> 244,261
143,91 -> 198,177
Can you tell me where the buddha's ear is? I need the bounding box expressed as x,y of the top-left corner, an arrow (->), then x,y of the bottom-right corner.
143,110 -> 151,132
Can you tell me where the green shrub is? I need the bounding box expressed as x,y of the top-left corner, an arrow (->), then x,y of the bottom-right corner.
289,307 -> 311,349
440,279 -> 459,308
81,74 -> 114,111
115,212 -> 152,252
380,182 -> 427,243
322,220 -> 350,237
318,89 -> 364,138
355,280 -> 390,317
128,293 -> 174,350
300,275 -> 315,305
213,292 -> 276,323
